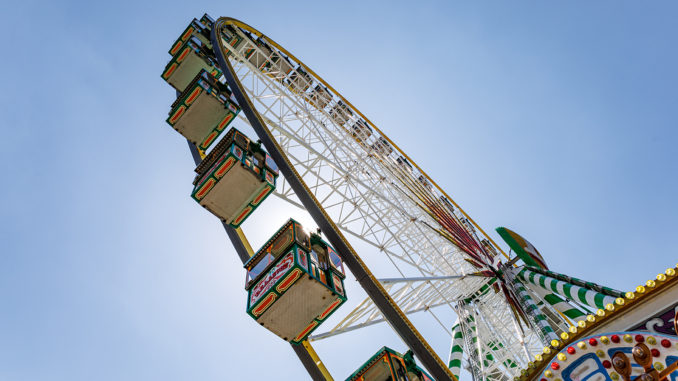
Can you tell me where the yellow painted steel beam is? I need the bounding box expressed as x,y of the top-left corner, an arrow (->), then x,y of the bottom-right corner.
302,340 -> 334,381
234,227 -> 254,257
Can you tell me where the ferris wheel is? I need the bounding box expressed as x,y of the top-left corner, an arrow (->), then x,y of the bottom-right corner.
204,16 -> 551,380
160,14 -> 678,381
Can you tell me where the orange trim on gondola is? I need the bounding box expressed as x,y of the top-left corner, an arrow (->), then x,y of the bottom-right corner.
276,268 -> 302,294
162,63 -> 178,80
216,113 -> 234,131
185,87 -> 202,105
294,321 -> 318,342
251,186 -> 271,206
200,131 -> 218,149
252,292 -> 276,317
181,27 -> 194,41
177,47 -> 190,63
232,206 -> 252,226
265,171 -> 275,185
170,41 -> 182,55
169,105 -> 186,124
194,178 -> 216,200
214,157 -> 236,178
317,299 -> 342,321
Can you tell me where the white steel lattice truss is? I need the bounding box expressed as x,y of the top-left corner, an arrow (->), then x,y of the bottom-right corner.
218,28 -> 570,378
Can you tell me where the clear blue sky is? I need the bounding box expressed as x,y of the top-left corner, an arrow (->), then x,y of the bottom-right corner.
2,1 -> 677,380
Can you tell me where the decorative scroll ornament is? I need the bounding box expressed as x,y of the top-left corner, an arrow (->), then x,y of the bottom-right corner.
611,311 -> 678,381
631,305 -> 678,336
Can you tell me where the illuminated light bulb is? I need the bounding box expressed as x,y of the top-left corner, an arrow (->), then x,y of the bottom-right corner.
560,332 -> 569,340
646,280 -> 656,288
577,342 -> 587,350
543,347 -> 552,355
605,303 -> 615,312
586,315 -> 596,323
557,353 -> 567,361
551,339 -> 561,348
550,362 -> 560,370
577,320 -> 586,328
544,370 -> 553,378
666,268 -> 676,276
567,347 -> 576,355
569,326 -> 578,334
636,286 -> 646,293
625,291 -> 635,299
596,309 -> 606,317
623,334 -> 633,343
615,298 -> 625,306
657,273 -> 666,282
535,354 -> 543,362
601,336 -> 610,345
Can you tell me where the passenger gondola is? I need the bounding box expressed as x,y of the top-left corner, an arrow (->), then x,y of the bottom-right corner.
270,54 -> 294,81
347,347 -> 433,381
191,127 -> 278,227
161,36 -> 222,93
245,219 -> 347,344
199,13 -> 214,28
287,66 -> 313,93
217,24 -> 246,57
416,175 -> 432,191
329,100 -> 353,127
166,69 -> 240,150
168,19 -> 211,56
247,38 -> 275,71
371,137 -> 393,157
396,156 -> 413,173
351,119 -> 373,142
306,84 -> 333,109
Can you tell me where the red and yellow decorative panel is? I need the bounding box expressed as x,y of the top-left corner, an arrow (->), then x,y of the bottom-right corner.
194,178 -> 216,200
251,292 -> 277,317
317,299 -> 342,321
293,321 -> 319,343
214,157 -> 236,179
275,268 -> 302,294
